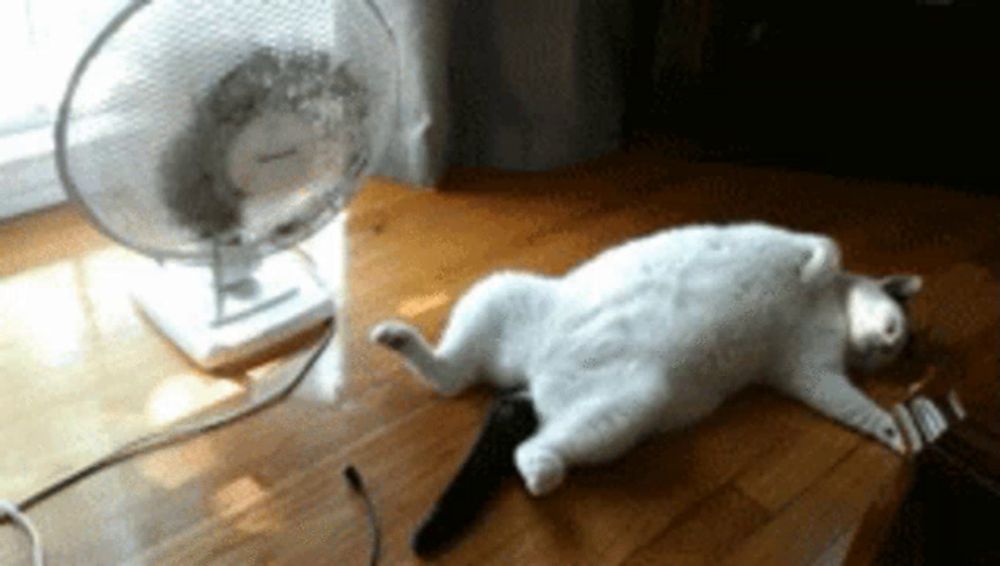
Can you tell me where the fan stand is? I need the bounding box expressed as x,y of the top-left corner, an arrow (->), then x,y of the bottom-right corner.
133,243 -> 333,370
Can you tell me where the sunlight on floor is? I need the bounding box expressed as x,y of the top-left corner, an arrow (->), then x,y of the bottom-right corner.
398,291 -> 450,318
145,373 -> 245,426
210,475 -> 282,535
0,261 -> 89,368
138,439 -> 220,490
0,205 -> 349,501
0,246 -> 150,370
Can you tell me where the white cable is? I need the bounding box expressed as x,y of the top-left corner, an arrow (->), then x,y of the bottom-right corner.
0,321 -> 333,566
0,500 -> 44,566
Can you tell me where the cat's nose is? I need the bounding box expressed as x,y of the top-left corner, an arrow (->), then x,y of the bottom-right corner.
885,319 -> 899,338
879,330 -> 902,352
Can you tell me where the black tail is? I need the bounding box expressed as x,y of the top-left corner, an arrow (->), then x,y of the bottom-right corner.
411,391 -> 538,557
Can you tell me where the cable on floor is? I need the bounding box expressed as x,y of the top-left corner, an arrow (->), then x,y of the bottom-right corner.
1,319 -> 353,566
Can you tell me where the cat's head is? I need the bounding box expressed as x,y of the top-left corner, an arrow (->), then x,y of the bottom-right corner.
846,274 -> 923,372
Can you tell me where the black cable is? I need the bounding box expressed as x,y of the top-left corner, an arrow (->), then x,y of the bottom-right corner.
343,465 -> 381,566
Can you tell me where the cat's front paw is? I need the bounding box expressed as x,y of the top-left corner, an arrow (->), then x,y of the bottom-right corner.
515,444 -> 566,497
370,320 -> 417,351
873,413 -> 907,455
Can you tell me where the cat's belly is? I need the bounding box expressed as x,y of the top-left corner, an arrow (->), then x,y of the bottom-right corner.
653,358 -> 761,431
547,285 -> 783,371
526,290 -> 779,420
524,224 -> 826,420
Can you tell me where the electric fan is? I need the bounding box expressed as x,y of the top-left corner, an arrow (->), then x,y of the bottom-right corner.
55,0 -> 399,368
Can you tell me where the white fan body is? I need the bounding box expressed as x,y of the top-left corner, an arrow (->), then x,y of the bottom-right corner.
55,0 -> 398,369
134,251 -> 332,369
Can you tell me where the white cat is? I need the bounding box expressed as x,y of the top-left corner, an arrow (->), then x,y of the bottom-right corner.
371,222 -> 921,497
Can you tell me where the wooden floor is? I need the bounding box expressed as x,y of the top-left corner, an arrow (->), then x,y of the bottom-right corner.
1,146 -> 998,565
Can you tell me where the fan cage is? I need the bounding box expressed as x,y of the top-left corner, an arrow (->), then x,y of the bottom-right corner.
55,0 -> 398,262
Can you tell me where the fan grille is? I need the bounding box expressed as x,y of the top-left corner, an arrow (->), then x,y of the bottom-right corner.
57,0 -> 396,260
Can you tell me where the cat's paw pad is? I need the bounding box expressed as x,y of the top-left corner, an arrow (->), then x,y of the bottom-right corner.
515,445 -> 565,497
370,320 -> 416,351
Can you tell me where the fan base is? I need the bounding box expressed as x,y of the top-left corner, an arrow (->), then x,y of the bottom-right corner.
133,251 -> 334,370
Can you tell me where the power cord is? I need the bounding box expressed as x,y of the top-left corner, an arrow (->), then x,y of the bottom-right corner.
343,465 -> 381,566
0,318 -> 377,566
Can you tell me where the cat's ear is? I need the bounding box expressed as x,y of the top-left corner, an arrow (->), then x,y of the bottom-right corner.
881,275 -> 923,303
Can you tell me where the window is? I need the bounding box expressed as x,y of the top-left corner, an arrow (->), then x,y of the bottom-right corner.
0,1 -> 126,219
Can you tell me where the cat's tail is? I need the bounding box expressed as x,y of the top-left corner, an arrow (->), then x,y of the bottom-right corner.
411,390 -> 538,557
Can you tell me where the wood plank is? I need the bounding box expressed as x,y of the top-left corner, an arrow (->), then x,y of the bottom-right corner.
723,444 -> 904,566
734,405 -> 864,513
620,486 -> 771,566
841,467 -> 915,566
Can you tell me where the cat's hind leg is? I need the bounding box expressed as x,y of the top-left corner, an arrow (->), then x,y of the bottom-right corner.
515,384 -> 663,496
371,271 -> 550,395
370,319 -> 477,395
